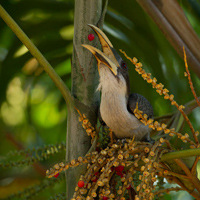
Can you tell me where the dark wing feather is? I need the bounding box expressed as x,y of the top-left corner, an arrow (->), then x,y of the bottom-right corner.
127,93 -> 154,119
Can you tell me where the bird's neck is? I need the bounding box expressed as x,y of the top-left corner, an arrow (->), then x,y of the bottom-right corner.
97,67 -> 128,98
98,68 -> 128,115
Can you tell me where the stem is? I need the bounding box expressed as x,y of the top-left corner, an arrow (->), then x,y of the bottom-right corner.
137,0 -> 200,78
161,148 -> 200,162
175,159 -> 200,193
183,47 -> 200,107
66,1 -> 103,198
0,5 -> 73,106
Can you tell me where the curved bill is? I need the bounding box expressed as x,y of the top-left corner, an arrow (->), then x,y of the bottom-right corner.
82,44 -> 118,76
88,24 -> 120,68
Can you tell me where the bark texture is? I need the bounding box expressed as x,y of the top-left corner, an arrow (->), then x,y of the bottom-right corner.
66,1 -> 102,198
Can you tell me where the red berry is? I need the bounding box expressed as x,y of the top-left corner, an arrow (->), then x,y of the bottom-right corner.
92,177 -> 98,182
78,180 -> 85,188
88,33 -> 95,41
94,172 -> 99,176
53,173 -> 59,178
127,185 -> 131,190
102,196 -> 109,200
116,171 -> 124,177
115,165 -> 124,172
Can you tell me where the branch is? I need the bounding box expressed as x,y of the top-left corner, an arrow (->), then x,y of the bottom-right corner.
137,0 -> 200,78
161,148 -> 200,162
183,47 -> 200,107
0,5 -> 73,106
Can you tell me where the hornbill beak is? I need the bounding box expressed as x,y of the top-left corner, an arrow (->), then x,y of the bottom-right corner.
82,24 -> 120,76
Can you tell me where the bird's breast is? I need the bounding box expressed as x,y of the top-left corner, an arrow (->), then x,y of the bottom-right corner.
100,92 -> 149,140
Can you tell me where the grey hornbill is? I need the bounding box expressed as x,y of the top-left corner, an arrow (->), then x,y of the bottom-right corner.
82,25 -> 153,142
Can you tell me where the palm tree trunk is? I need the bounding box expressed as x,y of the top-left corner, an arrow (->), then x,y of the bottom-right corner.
66,0 -> 103,198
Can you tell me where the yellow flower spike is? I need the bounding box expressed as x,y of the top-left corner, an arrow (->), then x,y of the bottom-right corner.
164,170 -> 168,175
163,88 -> 169,94
156,89 -> 163,95
136,62 -> 143,68
145,189 -> 150,194
129,177 -> 133,182
171,100 -> 177,105
179,105 -> 185,110
141,166 -> 145,171
71,159 -> 76,166
121,177 -> 126,182
181,136 -> 186,140
65,164 -> 69,170
159,138 -> 165,143
59,162 -> 65,168
100,150 -> 107,156
113,161 -> 119,167
142,184 -> 147,189
185,133 -> 189,138
97,181 -> 104,186
143,114 -> 148,120
92,192 -> 97,197
136,185 -> 141,191
144,158 -> 150,163
164,129 -> 170,134
153,162 -> 158,168
157,127 -> 162,131
195,131 -> 199,136
78,117 -> 82,122
148,124 -> 155,129
161,123 -> 167,129
151,177 -> 157,182
83,119 -> 89,124
111,144 -> 119,149
132,57 -> 138,64
134,162 -> 139,167
164,94 -> 170,99
143,171 -> 149,176
153,121 -> 160,128
142,73 -> 148,79
135,196 -> 140,200
98,158 -> 104,164
144,147 -> 150,153
117,189 -> 122,195
134,154 -> 139,158
86,128 -> 92,135
147,78 -> 153,83
150,151 -> 155,156
54,163 -> 60,170
118,154 -> 123,160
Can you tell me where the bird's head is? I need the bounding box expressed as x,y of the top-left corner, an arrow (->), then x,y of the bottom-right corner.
82,25 -> 130,96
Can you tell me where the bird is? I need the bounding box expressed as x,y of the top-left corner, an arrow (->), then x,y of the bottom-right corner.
82,24 -> 154,142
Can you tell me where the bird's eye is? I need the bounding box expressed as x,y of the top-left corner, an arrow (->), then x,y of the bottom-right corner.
121,61 -> 127,69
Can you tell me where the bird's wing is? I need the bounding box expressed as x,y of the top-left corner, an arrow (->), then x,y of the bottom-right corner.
127,93 -> 154,119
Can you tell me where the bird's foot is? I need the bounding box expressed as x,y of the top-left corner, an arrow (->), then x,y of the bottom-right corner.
109,129 -> 114,144
142,137 -> 155,144
116,138 -> 127,148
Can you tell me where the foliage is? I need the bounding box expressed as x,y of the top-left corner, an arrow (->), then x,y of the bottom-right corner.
0,0 -> 200,200
46,50 -> 200,200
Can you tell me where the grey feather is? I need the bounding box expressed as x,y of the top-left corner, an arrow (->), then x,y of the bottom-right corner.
128,93 -> 154,119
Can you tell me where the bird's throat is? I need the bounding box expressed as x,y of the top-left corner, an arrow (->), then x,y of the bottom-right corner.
98,67 -> 149,139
